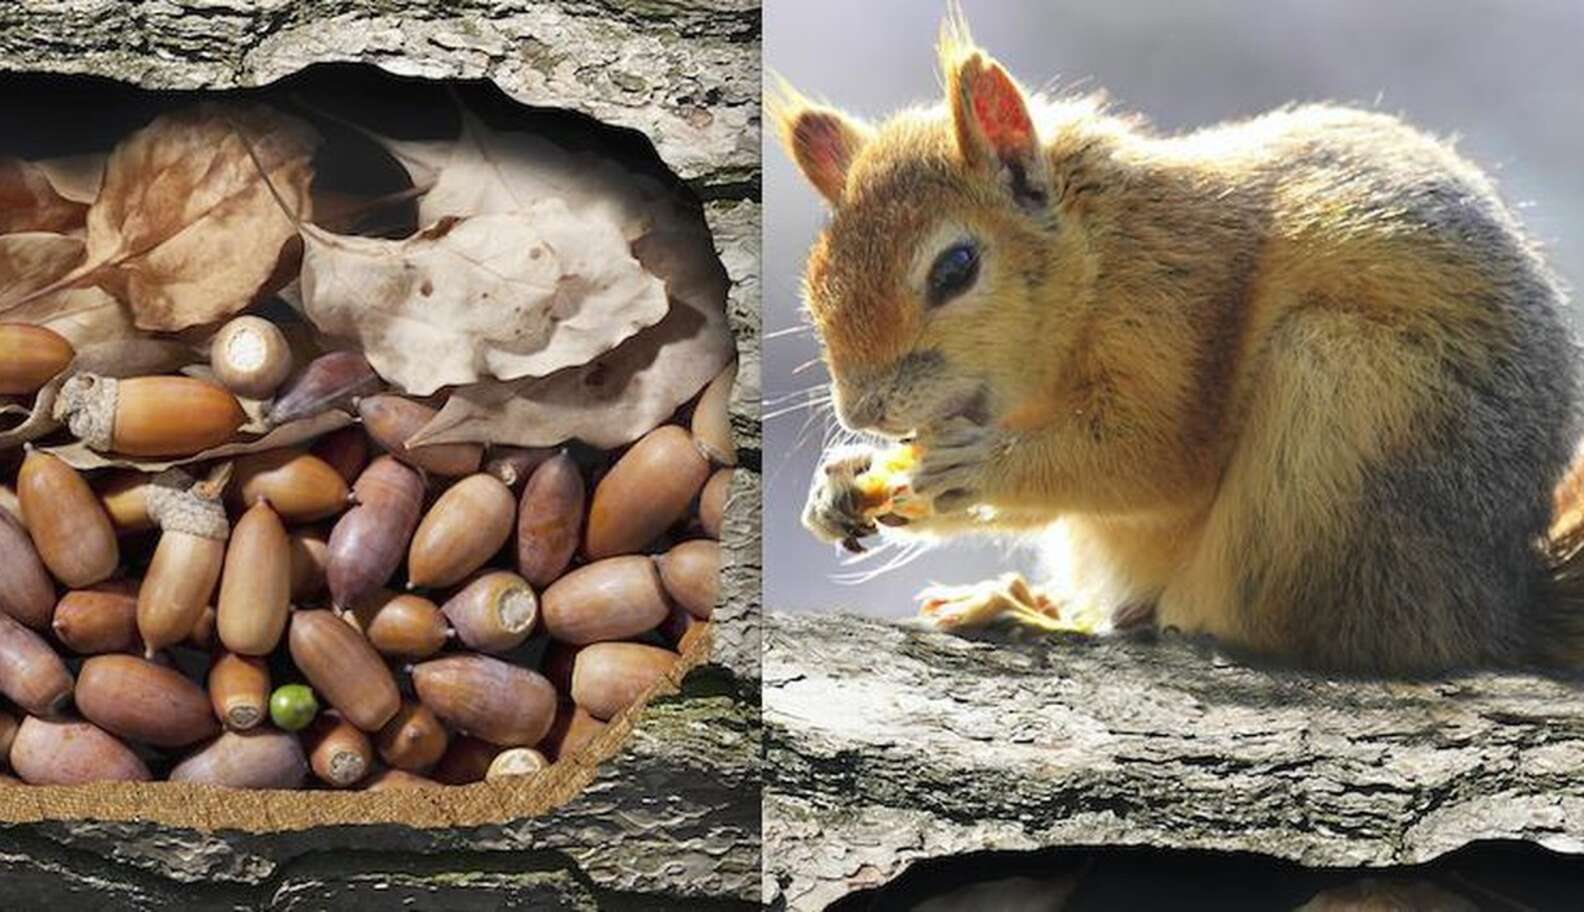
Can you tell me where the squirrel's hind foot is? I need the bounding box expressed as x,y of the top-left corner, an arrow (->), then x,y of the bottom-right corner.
914,573 -> 1079,635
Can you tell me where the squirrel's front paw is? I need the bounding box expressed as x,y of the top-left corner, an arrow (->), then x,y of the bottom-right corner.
802,443 -> 880,551
912,417 -> 1001,513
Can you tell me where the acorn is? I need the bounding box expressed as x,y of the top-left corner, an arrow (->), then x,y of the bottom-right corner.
289,609 -> 400,732
231,448 -> 349,523
658,539 -> 721,620
585,425 -> 710,558
75,654 -> 219,748
305,711 -> 373,787
169,729 -> 308,789
97,470 -> 155,534
0,708 -> 17,767
484,446 -> 554,490
310,425 -> 369,484
269,683 -> 319,732
540,555 -> 671,645
343,590 -> 450,660
485,747 -> 549,781
18,449 -> 118,588
571,642 -> 679,721
431,735 -> 500,785
9,717 -> 150,785
52,584 -> 140,655
407,473 -> 515,589
542,702 -> 608,762
268,350 -> 381,427
210,315 -> 293,398
0,509 -> 55,629
440,571 -> 538,654
288,526 -> 330,602
53,373 -> 246,456
0,323 -> 74,394
137,468 -> 229,656
364,768 -> 443,791
691,360 -> 737,466
327,456 -> 424,610
699,468 -> 731,539
358,394 -> 482,477
516,452 -> 585,588
376,699 -> 449,771
0,608 -> 73,716
186,604 -> 218,651
217,498 -> 292,655
0,483 -> 22,529
209,651 -> 270,730
411,654 -> 556,747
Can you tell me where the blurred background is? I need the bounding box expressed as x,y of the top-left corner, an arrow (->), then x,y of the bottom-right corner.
764,0 -> 1584,616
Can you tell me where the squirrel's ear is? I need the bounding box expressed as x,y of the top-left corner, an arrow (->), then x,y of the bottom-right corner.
771,80 -> 871,206
942,35 -> 1047,211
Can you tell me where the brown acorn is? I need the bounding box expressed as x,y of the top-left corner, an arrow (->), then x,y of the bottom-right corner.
169,729 -> 307,789
0,610 -> 73,716
97,470 -> 155,534
0,323 -> 74,394
407,473 -> 515,589
306,711 -> 374,788
208,651 -> 270,730
0,483 -> 22,529
9,717 -> 150,785
699,468 -> 731,540
658,539 -> 721,620
75,654 -> 219,748
343,590 -> 450,660
585,425 -> 710,558
231,448 -> 349,523
358,394 -> 482,477
217,498 -> 292,655
0,708 -> 17,768
484,446 -> 554,490
310,425 -> 369,484
411,654 -> 557,747
691,360 -> 737,466
376,699 -> 449,772
485,747 -> 549,781
52,584 -> 140,655
54,373 -> 245,456
186,604 -> 218,651
137,468 -> 229,656
268,350 -> 382,427
209,315 -> 293,399
540,555 -> 671,645
516,452 -> 585,588
327,456 -> 424,610
0,509 -> 55,629
542,702 -> 608,762
431,735 -> 500,785
288,526 -> 330,602
440,571 -> 537,654
289,609 -> 400,732
18,449 -> 118,588
364,768 -> 443,791
571,642 -> 679,721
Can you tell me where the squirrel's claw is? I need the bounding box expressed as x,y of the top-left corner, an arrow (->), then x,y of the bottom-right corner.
911,417 -> 998,511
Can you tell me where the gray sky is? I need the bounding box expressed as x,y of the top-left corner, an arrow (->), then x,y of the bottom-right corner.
765,0 -> 1584,616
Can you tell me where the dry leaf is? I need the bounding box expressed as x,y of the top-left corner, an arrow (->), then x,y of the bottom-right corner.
39,409 -> 351,472
0,337 -> 191,450
408,222 -> 734,449
1,103 -> 320,332
0,232 -> 85,302
0,156 -> 98,233
298,205 -> 669,397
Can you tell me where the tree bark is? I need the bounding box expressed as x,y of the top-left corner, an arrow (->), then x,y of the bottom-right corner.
0,2 -> 761,908
764,612 -> 1584,910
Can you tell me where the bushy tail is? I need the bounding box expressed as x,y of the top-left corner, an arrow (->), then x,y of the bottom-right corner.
1535,449 -> 1584,666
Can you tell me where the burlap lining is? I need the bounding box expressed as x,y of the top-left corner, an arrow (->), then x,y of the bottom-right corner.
0,625 -> 714,830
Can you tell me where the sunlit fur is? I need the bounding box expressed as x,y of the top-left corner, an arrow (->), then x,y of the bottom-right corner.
776,15 -> 1582,673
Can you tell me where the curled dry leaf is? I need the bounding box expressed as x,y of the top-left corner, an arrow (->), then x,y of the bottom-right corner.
297,205 -> 668,397
0,155 -> 103,234
2,103 -> 319,332
409,220 -> 734,450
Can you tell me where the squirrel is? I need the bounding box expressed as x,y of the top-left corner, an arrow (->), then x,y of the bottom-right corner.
771,12 -> 1584,674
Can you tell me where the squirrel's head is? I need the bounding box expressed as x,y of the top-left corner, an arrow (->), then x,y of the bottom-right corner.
774,15 -> 1103,438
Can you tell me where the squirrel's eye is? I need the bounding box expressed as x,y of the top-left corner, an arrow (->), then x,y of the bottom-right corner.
925,241 -> 980,307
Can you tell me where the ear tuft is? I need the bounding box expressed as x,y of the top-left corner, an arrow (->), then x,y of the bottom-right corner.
770,76 -> 871,206
939,13 -> 1047,210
